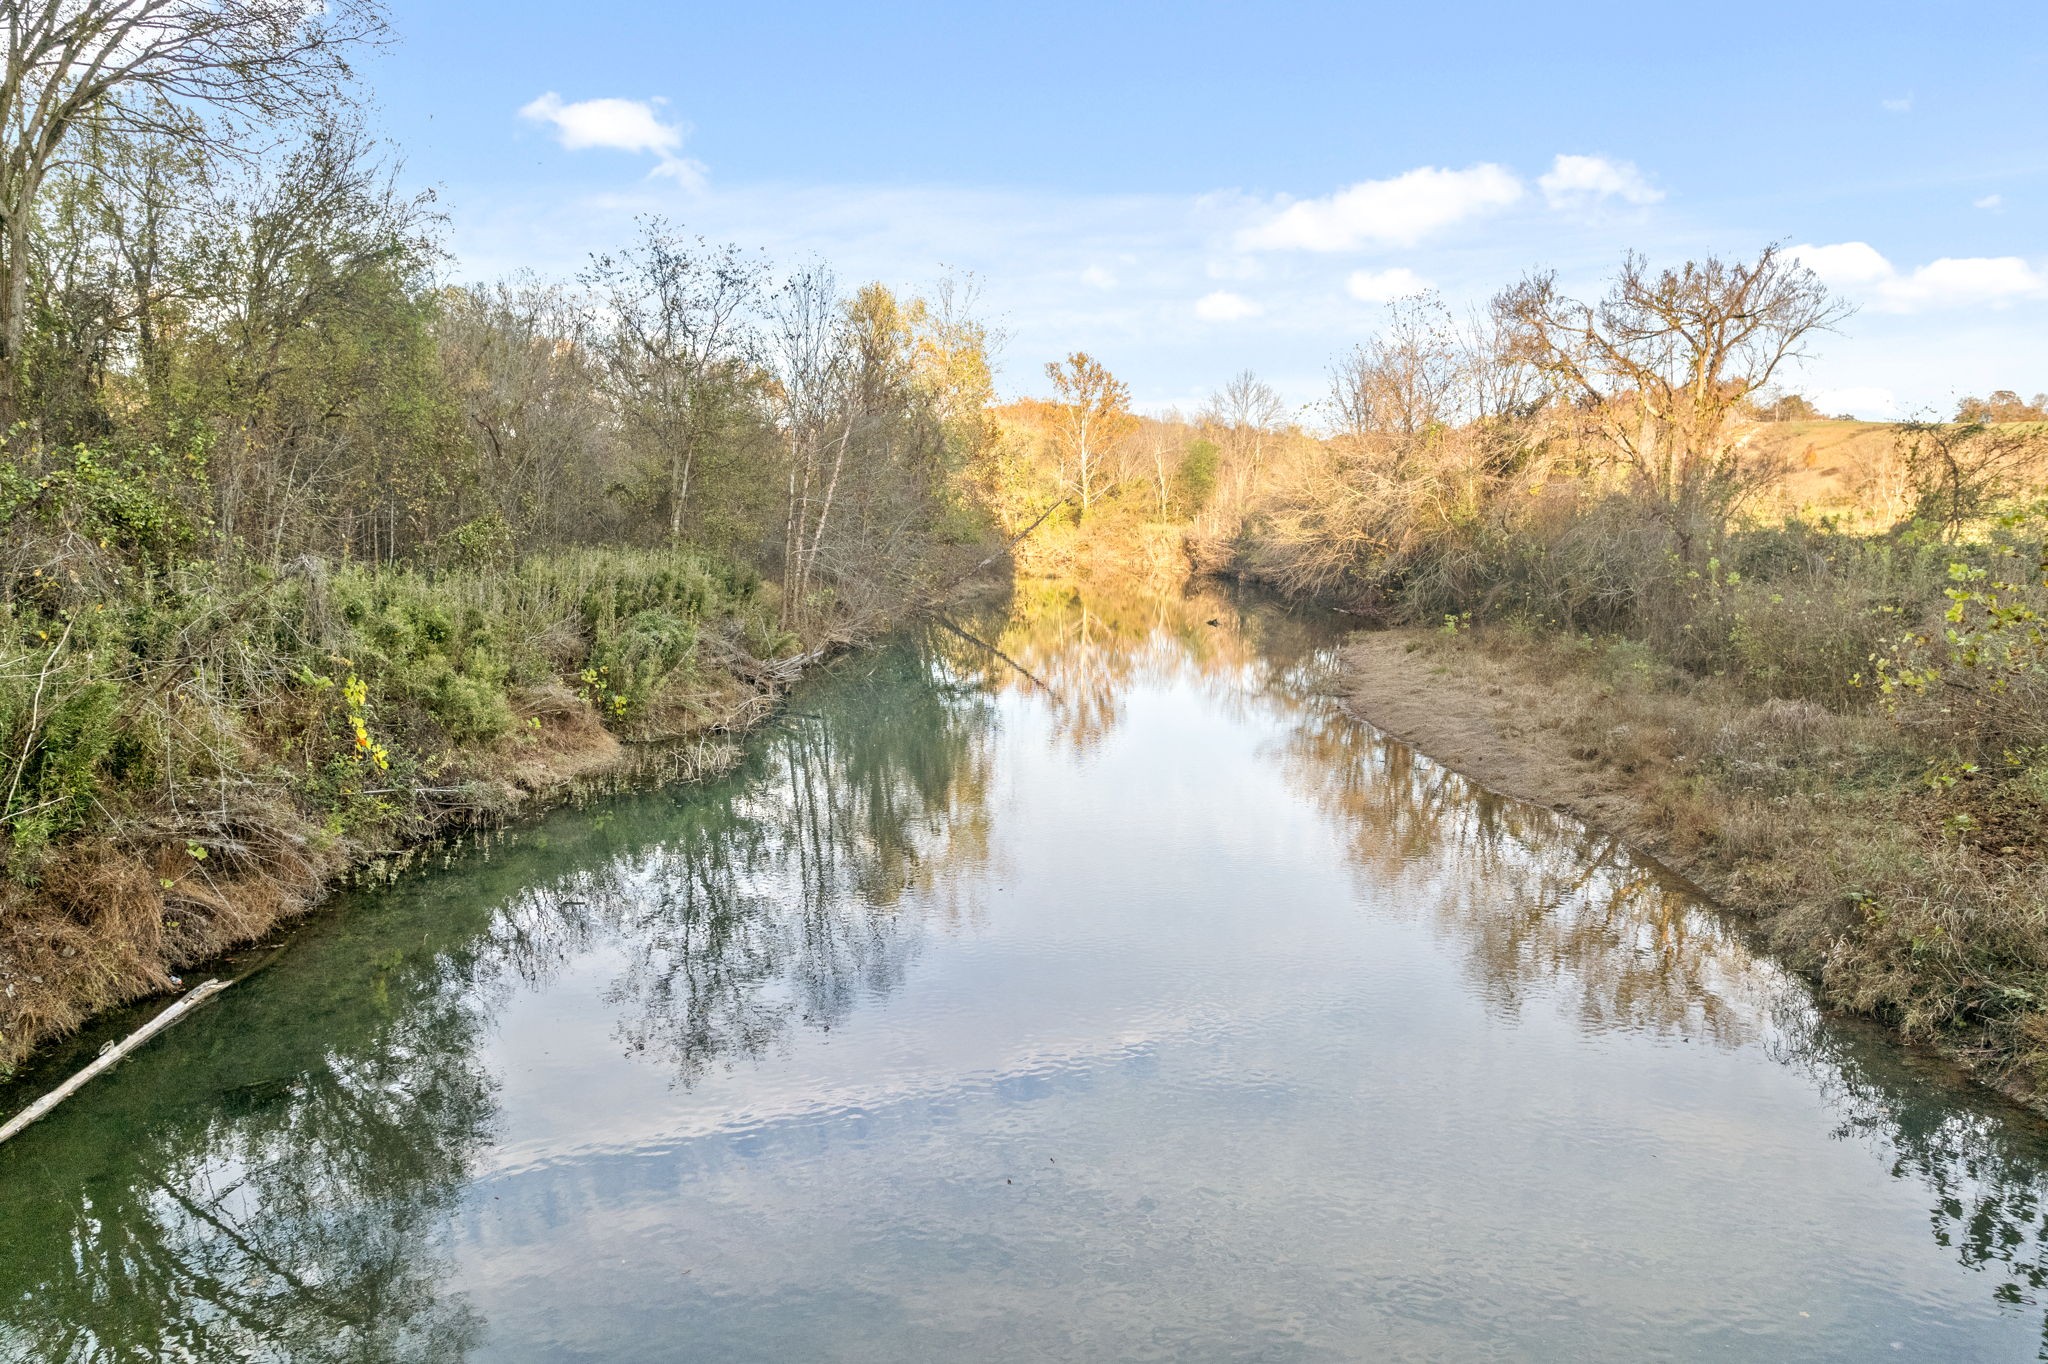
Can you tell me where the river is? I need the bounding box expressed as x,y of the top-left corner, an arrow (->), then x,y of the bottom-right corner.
5,581 -> 2048,1361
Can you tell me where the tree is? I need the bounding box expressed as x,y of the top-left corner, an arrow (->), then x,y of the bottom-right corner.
1327,297 -> 1460,443
1495,245 -> 1850,549
0,0 -> 386,425
771,262 -> 852,623
1957,391 -> 2048,423
1043,351 -> 1135,518
583,219 -> 768,545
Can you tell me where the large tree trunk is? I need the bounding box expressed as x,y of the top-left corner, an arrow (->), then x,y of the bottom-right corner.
0,195 -> 33,432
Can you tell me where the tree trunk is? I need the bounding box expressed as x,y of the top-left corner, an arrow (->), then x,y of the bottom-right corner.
0,198 -> 33,432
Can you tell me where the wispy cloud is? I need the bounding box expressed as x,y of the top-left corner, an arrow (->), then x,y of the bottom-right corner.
1792,241 -> 2048,311
1346,267 -> 1430,302
1194,290 -> 1262,321
1975,193 -> 2004,210
1238,164 -> 1523,252
1538,154 -> 1663,210
519,92 -> 707,187
1881,95 -> 1913,113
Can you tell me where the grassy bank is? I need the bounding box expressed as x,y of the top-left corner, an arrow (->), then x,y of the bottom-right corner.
0,547 -> 852,1075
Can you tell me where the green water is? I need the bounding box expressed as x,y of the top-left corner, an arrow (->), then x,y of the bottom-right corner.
7,582 -> 2048,1361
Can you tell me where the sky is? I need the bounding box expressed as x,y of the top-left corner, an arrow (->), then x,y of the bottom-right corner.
363,1 -> 2048,419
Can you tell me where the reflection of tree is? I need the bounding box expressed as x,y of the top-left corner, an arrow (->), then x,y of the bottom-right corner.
0,905 -> 499,1363
601,639 -> 998,1081
16,582 -> 2048,1359
1244,597 -> 2048,1352
947,576 -> 1335,753
0,634 -> 998,1361
1772,1012 -> 2048,1359
1283,703 -> 1770,1046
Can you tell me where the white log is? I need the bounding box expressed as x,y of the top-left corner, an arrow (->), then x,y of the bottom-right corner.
0,978 -> 231,1146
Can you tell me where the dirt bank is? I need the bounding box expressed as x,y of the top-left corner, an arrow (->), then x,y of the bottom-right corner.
1336,631 -> 1665,849
1336,627 -> 2048,1114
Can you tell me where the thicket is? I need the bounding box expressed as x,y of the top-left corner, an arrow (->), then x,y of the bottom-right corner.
1219,253 -> 2048,1090
0,2 -> 1005,1069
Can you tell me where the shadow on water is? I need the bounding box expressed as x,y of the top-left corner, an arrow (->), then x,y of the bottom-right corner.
4,578 -> 2048,1359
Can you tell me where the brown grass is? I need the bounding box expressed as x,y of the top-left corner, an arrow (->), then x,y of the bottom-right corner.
1341,625 -> 2048,1112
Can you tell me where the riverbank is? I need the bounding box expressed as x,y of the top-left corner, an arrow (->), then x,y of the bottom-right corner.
1338,625 -> 2048,1113
0,548 -> 939,1076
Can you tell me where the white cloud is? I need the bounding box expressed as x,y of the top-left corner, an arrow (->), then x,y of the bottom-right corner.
1081,265 -> 1117,290
519,92 -> 706,187
1194,290 -> 1262,321
1793,241 -> 2048,311
1891,256 -> 2046,308
443,168 -> 2048,420
1346,267 -> 1430,302
1975,194 -> 2004,210
1238,164 -> 1523,252
1790,241 -> 1894,286
1538,154 -> 1663,210
1882,95 -> 1913,113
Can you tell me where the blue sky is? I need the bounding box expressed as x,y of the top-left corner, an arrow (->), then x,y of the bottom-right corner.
366,1 -> 2048,418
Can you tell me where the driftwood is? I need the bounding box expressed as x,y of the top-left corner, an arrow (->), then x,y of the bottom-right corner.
0,978 -> 231,1146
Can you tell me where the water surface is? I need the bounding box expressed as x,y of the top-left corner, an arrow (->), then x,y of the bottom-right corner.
7,582 -> 2048,1361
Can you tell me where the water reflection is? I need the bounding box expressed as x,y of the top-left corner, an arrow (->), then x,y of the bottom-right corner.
981,579 -> 2048,1350
6,583 -> 2048,1359
0,635 -> 997,1362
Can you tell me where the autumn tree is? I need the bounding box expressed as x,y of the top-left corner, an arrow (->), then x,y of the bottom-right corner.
1043,351 -> 1135,518
1495,245 -> 1849,550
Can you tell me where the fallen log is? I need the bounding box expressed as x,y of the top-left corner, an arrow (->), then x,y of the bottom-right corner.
0,978 -> 232,1146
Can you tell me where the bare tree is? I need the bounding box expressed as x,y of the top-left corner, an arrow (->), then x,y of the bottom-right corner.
1144,409 -> 1189,517
1495,245 -> 1850,543
1201,369 -> 1284,513
1327,296 -> 1462,443
434,277 -> 623,549
1044,351 -> 1135,518
0,0 -> 387,423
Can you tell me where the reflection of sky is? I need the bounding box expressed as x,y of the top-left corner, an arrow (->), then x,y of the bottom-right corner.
13,591 -> 2048,1361
444,617 -> 2048,1361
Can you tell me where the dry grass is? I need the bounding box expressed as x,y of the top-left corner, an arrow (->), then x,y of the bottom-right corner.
1343,625 -> 2048,1109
